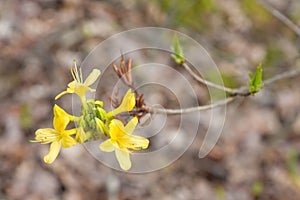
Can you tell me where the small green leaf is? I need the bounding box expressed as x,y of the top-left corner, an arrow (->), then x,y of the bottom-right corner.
171,34 -> 185,64
248,64 -> 263,95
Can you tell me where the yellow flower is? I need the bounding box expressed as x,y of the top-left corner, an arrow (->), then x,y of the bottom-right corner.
108,89 -> 135,117
99,117 -> 149,170
34,105 -> 77,164
55,61 -> 101,102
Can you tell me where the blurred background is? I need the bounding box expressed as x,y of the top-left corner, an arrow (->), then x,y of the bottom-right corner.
1,0 -> 300,199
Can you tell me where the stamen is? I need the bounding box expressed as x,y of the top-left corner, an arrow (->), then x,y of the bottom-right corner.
80,67 -> 83,83
73,61 -> 80,82
70,67 -> 76,81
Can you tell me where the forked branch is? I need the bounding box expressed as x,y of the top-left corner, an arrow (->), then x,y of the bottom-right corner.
113,2 -> 300,116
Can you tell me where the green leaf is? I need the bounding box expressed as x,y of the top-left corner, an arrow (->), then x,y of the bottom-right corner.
248,64 -> 263,95
171,34 -> 185,64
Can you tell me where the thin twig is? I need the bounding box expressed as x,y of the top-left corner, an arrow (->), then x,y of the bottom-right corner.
182,62 -> 250,96
255,0 -> 300,37
183,61 -> 300,97
182,63 -> 239,94
178,0 -> 300,96
263,67 -> 300,85
142,67 -> 300,115
114,56 -> 300,116
143,97 -> 235,114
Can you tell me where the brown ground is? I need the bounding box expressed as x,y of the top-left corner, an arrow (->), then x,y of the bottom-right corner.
0,0 -> 300,199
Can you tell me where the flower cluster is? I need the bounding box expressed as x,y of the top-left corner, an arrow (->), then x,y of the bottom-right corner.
32,61 -> 149,170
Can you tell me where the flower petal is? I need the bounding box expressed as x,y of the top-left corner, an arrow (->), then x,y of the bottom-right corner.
99,139 -> 115,152
55,90 -> 69,100
115,148 -> 131,170
109,119 -> 125,139
108,89 -> 135,116
88,88 -> 96,92
84,69 -> 101,86
53,105 -> 71,131
61,133 -> 77,148
120,134 -> 149,150
35,128 -> 59,144
54,104 -> 75,120
73,85 -> 89,99
124,117 -> 138,135
67,80 -> 76,88
122,89 -> 136,111
44,141 -> 61,164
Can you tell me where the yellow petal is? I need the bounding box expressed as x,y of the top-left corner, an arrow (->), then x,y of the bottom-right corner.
75,127 -> 86,144
55,81 -> 76,100
53,105 -> 71,131
44,141 -> 61,164
109,119 -> 125,139
115,148 -> 131,170
99,139 -> 115,152
123,89 -> 136,109
84,69 -> 101,86
68,80 -> 76,88
124,117 -> 138,135
120,134 -> 149,150
73,85 -> 89,99
55,90 -> 69,100
108,89 -> 135,116
35,128 -> 59,144
54,104 -> 75,120
88,88 -> 96,92
61,133 -> 77,148
64,128 -> 77,136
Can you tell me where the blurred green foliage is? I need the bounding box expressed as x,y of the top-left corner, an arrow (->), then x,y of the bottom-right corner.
290,2 -> 300,22
154,0 -> 216,31
287,148 -> 300,189
206,69 -> 239,99
241,0 -> 272,26
220,72 -> 240,89
252,181 -> 264,197
20,104 -> 32,129
215,185 -> 226,199
263,46 -> 284,68
287,148 -> 299,178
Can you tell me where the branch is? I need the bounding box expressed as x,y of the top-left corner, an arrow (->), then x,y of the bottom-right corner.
182,62 -> 252,96
255,0 -> 300,37
182,62 -> 240,95
132,1 -> 300,116
173,0 -> 300,97
143,97 -> 235,114
142,67 -> 300,115
263,68 -> 300,86
114,56 -> 300,116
